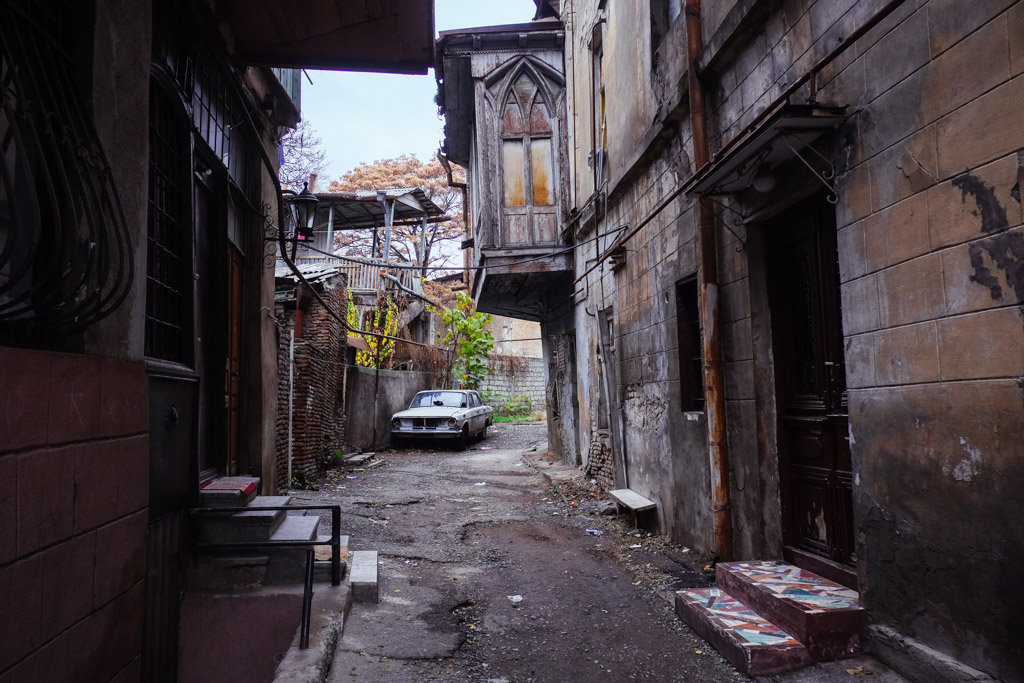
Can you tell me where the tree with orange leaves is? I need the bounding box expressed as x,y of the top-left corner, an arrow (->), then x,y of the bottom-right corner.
328,153 -> 465,279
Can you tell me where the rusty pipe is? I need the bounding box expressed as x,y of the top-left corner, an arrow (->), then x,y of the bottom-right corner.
686,0 -> 732,561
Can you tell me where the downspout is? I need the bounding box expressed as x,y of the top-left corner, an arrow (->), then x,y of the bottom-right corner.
686,0 -> 733,561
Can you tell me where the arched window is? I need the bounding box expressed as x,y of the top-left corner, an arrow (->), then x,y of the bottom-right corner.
500,73 -> 557,245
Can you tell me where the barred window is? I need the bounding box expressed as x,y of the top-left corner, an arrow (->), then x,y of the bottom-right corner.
145,81 -> 193,363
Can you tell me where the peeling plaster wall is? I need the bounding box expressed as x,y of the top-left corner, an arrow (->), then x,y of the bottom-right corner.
559,0 -> 1024,679
697,0 -> 1024,679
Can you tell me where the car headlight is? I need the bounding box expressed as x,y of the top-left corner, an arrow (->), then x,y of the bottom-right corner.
447,417 -> 458,428
392,418 -> 401,429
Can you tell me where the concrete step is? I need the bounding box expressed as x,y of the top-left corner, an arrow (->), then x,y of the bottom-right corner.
675,588 -> 811,676
200,496 -> 292,544
265,516 -> 321,584
349,550 -> 379,603
716,561 -> 865,660
313,534 -> 349,582
269,514 -> 319,542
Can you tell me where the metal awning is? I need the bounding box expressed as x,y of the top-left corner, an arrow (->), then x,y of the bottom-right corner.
683,104 -> 847,197
224,0 -> 435,74
311,188 -> 446,230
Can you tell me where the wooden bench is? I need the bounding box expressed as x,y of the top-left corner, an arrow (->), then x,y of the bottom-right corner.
609,489 -> 658,528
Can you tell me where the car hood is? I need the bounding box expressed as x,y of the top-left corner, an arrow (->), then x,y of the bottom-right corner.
392,406 -> 465,419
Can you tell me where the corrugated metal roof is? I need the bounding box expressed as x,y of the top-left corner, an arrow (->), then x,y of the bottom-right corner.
308,187 -> 446,231
274,261 -> 342,284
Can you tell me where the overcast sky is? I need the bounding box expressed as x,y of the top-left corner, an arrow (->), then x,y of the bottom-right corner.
300,0 -> 538,183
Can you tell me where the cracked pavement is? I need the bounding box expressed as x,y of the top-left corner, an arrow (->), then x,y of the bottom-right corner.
289,422 -> 905,683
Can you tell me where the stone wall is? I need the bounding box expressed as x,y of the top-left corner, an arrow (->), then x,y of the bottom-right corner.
0,349 -> 149,681
480,355 -> 548,415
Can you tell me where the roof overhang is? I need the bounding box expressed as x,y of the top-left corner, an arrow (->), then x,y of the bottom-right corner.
310,188 -> 446,230
224,0 -> 435,74
683,104 -> 847,196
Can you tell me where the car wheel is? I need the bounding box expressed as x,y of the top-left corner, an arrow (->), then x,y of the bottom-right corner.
479,422 -> 488,440
455,426 -> 469,451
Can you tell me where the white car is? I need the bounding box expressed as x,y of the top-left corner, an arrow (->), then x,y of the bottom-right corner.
391,390 -> 493,449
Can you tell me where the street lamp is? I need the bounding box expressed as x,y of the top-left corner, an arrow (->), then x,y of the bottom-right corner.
292,182 -> 319,240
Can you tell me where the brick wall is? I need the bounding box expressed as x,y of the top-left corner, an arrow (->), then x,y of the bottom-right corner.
275,280 -> 348,490
0,348 -> 148,681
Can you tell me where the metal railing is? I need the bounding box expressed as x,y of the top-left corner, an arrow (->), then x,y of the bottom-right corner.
191,504 -> 343,649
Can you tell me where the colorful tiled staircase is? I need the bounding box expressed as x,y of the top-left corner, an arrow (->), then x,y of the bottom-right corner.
675,561 -> 864,676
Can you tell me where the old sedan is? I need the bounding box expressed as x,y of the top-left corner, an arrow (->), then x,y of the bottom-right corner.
391,390 -> 493,449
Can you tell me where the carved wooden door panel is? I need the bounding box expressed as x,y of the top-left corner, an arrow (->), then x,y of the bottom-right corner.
770,200 -> 855,585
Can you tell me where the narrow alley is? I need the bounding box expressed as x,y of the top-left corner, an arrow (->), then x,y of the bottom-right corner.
288,423 -> 905,683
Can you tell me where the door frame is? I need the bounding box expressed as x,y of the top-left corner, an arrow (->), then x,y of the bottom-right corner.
765,196 -> 857,589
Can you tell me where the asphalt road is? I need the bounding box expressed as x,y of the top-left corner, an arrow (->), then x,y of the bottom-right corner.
290,422 -> 906,683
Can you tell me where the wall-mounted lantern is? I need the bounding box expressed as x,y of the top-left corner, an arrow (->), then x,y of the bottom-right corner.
292,182 -> 319,240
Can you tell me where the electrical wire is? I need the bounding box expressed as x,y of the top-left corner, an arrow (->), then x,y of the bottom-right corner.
293,223 -> 630,272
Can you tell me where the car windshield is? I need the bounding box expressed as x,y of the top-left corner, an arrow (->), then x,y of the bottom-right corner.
410,391 -> 467,409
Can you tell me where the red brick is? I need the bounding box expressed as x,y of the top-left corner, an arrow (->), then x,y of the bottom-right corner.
41,533 -> 96,639
48,355 -> 102,445
73,442 -> 120,534
98,359 -> 148,438
17,447 -> 75,555
11,630 -> 70,683
0,555 -> 43,671
93,511 -> 146,608
0,348 -> 51,453
116,436 -> 149,517
0,456 -> 16,564
68,583 -> 143,683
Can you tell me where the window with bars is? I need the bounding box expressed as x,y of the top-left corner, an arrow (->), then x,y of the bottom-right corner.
676,278 -> 705,412
145,81 -> 193,364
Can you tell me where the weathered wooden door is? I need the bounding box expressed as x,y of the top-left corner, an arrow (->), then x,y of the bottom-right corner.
769,200 -> 855,586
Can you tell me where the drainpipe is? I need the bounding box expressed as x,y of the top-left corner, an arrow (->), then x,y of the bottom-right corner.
686,0 -> 733,561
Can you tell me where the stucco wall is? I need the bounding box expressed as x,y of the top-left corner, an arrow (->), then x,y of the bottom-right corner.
345,368 -> 435,451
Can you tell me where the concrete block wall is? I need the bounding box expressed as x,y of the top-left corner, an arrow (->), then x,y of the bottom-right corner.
0,348 -> 148,681
480,356 -> 547,414
345,368 -> 434,451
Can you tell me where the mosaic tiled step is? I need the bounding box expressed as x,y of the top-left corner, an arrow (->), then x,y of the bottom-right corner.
716,561 -> 865,660
675,588 -> 811,676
